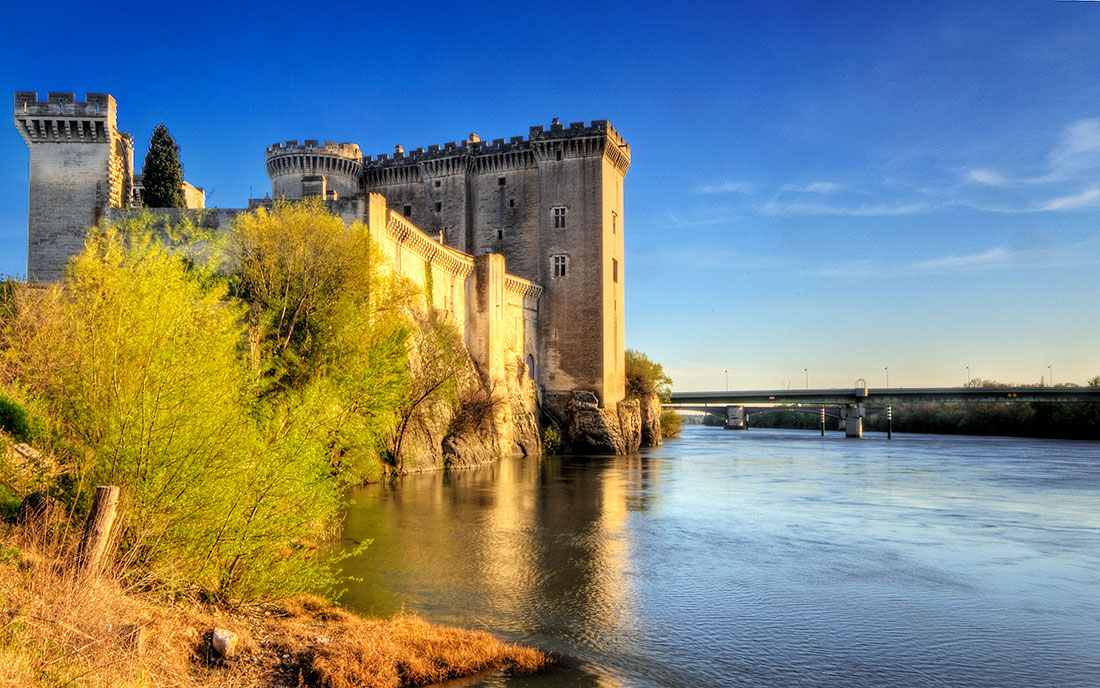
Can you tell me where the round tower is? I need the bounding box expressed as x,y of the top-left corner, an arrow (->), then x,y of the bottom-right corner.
265,139 -> 362,200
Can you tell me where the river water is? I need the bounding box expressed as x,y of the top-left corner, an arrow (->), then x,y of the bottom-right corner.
338,426 -> 1100,687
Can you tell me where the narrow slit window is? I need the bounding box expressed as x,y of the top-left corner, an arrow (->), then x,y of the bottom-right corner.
403,204 -> 412,217
435,201 -> 442,212
509,199 -> 515,208
613,258 -> 618,283
497,229 -> 504,240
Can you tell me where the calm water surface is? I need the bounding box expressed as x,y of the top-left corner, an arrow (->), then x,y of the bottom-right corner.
339,426 -> 1100,687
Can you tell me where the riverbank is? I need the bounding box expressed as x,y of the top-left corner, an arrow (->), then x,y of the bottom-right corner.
0,525 -> 548,687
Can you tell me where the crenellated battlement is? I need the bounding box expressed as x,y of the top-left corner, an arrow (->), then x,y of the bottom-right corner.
14,92 -> 115,118
265,139 -> 362,159
361,120 -> 629,167
265,139 -> 363,200
13,92 -> 121,146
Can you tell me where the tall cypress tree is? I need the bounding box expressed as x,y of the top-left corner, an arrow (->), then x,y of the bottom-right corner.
142,124 -> 185,208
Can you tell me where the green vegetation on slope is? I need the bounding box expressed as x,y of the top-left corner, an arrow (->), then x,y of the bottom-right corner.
0,202 -> 475,601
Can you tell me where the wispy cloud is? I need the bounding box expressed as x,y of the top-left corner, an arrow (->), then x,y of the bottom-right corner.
759,200 -> 933,217
814,259 -> 876,278
1049,119 -> 1100,174
1039,186 -> 1100,211
782,181 -> 844,193
813,237 -> 1100,281
659,211 -> 740,227
696,180 -> 756,194
908,248 -> 1011,273
966,169 -> 1009,186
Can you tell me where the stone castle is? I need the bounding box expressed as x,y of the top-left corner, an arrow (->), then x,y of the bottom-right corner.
14,91 -> 650,453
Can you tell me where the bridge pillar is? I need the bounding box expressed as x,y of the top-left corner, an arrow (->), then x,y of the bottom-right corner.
840,404 -> 864,438
724,405 -> 745,430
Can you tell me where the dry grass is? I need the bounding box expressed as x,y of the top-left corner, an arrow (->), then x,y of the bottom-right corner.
0,523 -> 550,687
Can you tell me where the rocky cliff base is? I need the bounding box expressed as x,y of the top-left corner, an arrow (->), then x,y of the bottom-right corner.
392,356 -> 540,475
543,391 -> 664,455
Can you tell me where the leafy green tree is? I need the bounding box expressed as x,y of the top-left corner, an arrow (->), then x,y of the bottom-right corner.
660,408 -> 683,438
230,199 -> 414,480
141,124 -> 185,208
625,349 -> 673,401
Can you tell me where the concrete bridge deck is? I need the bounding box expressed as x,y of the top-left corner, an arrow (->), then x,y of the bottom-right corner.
666,386 -> 1100,437
669,386 -> 1100,406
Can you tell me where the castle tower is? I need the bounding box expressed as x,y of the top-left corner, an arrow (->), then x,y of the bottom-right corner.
359,120 -> 630,406
525,120 -> 630,407
265,140 -> 362,201
13,92 -> 133,281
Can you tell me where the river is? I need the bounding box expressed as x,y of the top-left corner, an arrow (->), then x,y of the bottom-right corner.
338,426 -> 1100,687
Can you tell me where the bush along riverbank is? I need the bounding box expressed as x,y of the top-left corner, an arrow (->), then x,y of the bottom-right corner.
0,203 -> 550,685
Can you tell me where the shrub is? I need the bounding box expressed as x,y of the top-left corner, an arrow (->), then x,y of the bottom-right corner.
0,392 -> 36,442
541,427 -> 561,454
660,408 -> 683,438
0,221 -> 347,600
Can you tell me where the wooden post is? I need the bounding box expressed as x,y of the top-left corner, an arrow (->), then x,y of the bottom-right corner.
78,485 -> 119,575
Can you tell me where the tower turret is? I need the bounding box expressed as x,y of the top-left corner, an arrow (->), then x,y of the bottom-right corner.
265,140 -> 362,201
14,91 -> 133,281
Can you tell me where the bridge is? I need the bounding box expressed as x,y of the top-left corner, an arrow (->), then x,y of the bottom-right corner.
667,385 -> 1100,438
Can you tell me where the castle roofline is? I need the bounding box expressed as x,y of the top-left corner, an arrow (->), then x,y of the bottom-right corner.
362,119 -> 629,166
266,139 -> 362,159
15,92 -> 116,117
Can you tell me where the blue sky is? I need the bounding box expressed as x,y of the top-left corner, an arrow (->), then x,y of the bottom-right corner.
3,1 -> 1098,390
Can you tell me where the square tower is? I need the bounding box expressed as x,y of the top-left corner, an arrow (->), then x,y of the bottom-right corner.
13,92 -> 133,282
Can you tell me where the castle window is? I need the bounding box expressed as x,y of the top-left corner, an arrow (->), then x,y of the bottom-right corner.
612,211 -> 617,234
552,254 -> 568,278
613,258 -> 619,283
497,229 -> 504,240
509,199 -> 515,208
434,180 -> 441,188
498,176 -> 506,186
403,204 -> 412,217
435,201 -> 442,212
556,149 -> 562,161
552,206 -> 567,228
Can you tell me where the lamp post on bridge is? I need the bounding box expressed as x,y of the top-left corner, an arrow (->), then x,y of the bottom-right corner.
1048,365 -> 1053,388
724,369 -> 728,391
885,367 -> 889,389
804,368 -> 808,390
966,366 -> 970,387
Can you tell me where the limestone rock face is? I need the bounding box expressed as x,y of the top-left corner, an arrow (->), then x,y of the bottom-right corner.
555,391 -> 642,455
396,354 -> 540,475
639,393 -> 663,448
